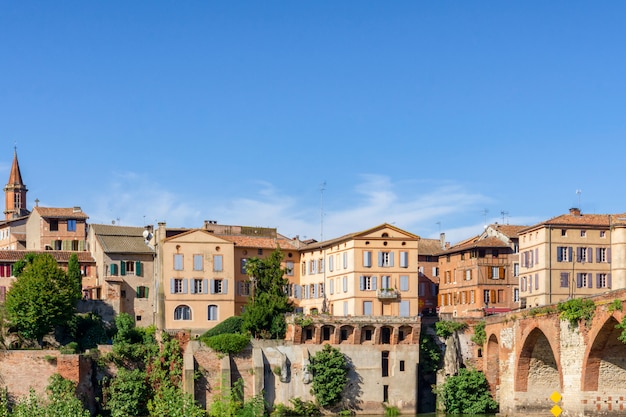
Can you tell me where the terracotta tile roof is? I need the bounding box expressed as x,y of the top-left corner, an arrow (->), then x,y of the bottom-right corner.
218,234 -> 300,250
0,250 -> 95,263
520,212 -> 611,233
33,207 -> 89,219
90,224 -> 155,254
418,238 -> 444,255
439,236 -> 509,255
302,223 -> 419,250
488,224 -> 527,238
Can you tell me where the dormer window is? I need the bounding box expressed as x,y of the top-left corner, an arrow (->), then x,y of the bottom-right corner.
50,219 -> 59,231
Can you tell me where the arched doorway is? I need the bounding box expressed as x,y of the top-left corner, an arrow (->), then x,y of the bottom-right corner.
486,333 -> 500,392
515,327 -> 561,393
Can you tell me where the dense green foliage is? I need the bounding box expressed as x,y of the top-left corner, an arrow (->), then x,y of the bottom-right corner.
203,333 -> 250,354
419,333 -> 442,373
615,316 -> 626,344
0,374 -> 89,416
557,298 -> 596,327
5,254 -> 81,344
471,321 -> 486,346
69,313 -> 111,352
270,398 -> 320,416
209,379 -> 265,417
608,299 -> 623,313
201,316 -> 243,338
438,368 -> 498,414
435,320 -> 467,339
241,249 -> 294,339
104,368 -> 149,417
66,254 -> 83,303
307,344 -> 349,408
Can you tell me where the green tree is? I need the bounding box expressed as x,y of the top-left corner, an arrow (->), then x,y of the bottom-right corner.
307,344 -> 348,408
66,253 -> 83,302
5,254 -> 81,345
438,368 -> 498,414
104,368 -> 150,417
241,249 -> 294,339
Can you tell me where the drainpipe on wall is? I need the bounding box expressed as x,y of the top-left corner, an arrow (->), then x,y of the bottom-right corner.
549,225 -> 552,304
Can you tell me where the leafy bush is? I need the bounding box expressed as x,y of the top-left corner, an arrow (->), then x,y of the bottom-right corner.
419,334 -> 441,373
270,398 -> 320,416
557,298 -> 595,327
201,316 -> 243,338
608,299 -> 623,313
203,333 -> 250,354
616,317 -> 626,344
307,344 -> 348,408
435,320 -> 467,339
383,403 -> 400,416
104,368 -> 149,417
60,342 -> 78,354
471,321 -> 486,346
437,368 -> 498,414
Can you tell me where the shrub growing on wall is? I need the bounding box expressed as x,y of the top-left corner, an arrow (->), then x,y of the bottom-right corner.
438,368 -> 498,414
307,344 -> 348,408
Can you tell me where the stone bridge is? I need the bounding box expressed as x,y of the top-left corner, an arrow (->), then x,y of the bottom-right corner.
481,289 -> 626,416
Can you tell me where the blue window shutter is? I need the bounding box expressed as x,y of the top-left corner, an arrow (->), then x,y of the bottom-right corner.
359,276 -> 365,291
136,261 -> 142,277
596,248 -> 601,263
400,301 -> 409,317
372,276 -> 377,291
120,262 -> 126,276
529,251 -> 533,267
588,247 -> 593,263
576,273 -> 582,288
608,274 -> 612,288
535,248 -> 539,265
145,287 -> 149,298
182,279 -> 188,294
295,285 -> 301,299
214,255 -> 223,272
363,251 -> 370,267
568,247 -> 573,261
329,256 -> 333,272
400,251 -> 408,268
535,273 -> 539,290
343,277 -> 347,292
378,252 -> 383,267
223,280 -> 228,294
389,252 -> 395,267
203,279 -> 209,294
329,280 -> 334,295
557,248 -> 562,262
313,284 -> 318,298
596,274 -> 601,288
190,281 -> 196,294
560,273 -> 567,288
529,276 -> 532,293
170,279 -> 175,294
608,248 -> 612,263
400,275 -> 409,291
588,274 -> 592,288
210,280 -> 215,294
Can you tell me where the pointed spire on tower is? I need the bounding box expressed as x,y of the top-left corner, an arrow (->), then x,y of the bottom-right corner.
4,147 -> 29,220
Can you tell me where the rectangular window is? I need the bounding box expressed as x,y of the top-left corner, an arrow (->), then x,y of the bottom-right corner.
381,275 -> 391,289
400,275 -> 409,291
171,278 -> 186,294
484,290 -> 490,304
559,272 -> 568,288
328,256 -> 333,272
491,267 -> 500,279
343,252 -> 348,269
67,219 -> 77,232
363,251 -> 372,268
514,263 -> 519,277
329,279 -> 334,295
400,251 -> 409,268
208,305 -> 218,321
581,230 -> 586,237
513,288 -> 519,302
360,275 -> 377,291
598,248 -> 608,263
301,262 -> 306,276
319,258 -> 324,273
214,255 -> 223,272
0,264 -> 11,278
597,273 -> 609,288
379,251 -> 393,267
470,290 -> 475,304
309,260 -> 316,274
343,301 -> 348,316
561,229 -> 567,236
557,246 -> 570,262
122,261 -> 135,276
193,254 -> 203,271
238,281 -> 251,296
343,276 -> 348,292
432,266 -> 439,277
50,219 -> 59,231
419,282 -> 425,296
211,279 -> 228,294
600,231 -> 606,238
192,279 -> 204,294
286,261 -> 294,276
363,301 -> 373,315
242,258 -> 249,274
174,254 -> 183,271
465,269 -> 472,280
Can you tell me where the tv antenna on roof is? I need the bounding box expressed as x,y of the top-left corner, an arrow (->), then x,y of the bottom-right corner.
320,181 -> 326,242
576,189 -> 582,209
482,209 -> 489,228
501,210 -> 509,225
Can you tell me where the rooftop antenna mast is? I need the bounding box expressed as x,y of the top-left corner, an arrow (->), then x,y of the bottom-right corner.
501,210 -> 509,225
482,209 -> 489,228
576,189 -> 582,210
320,181 -> 326,242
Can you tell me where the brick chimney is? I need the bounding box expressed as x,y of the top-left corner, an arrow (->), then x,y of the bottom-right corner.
569,207 -> 581,216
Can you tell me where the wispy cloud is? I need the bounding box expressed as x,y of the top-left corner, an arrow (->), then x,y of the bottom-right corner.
85,173 -> 495,244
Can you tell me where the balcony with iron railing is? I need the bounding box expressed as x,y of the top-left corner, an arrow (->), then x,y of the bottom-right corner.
377,288 -> 399,300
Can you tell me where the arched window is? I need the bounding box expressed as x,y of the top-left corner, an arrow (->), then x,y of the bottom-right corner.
208,305 -> 218,321
174,305 -> 191,320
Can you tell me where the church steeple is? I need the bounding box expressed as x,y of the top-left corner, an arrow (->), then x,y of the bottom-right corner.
4,148 -> 29,220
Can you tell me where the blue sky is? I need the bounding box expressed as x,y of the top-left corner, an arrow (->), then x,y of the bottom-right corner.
2,2 -> 626,244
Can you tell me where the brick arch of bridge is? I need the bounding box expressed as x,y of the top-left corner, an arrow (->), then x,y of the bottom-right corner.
485,332 -> 499,392
514,319 -> 563,392
581,310 -> 626,391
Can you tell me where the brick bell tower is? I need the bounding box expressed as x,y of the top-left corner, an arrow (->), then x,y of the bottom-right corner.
4,148 -> 29,220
